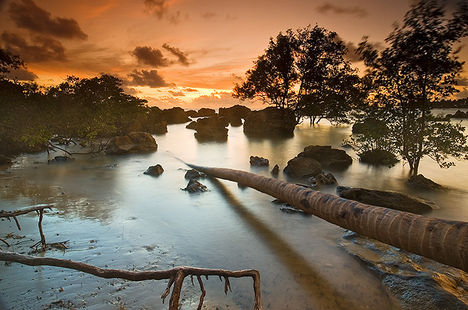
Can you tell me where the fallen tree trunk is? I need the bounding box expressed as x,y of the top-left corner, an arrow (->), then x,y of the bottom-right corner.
188,164 -> 468,272
0,251 -> 261,310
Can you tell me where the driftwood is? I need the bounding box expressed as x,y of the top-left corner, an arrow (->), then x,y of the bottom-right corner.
0,205 -> 60,249
0,251 -> 262,310
188,164 -> 468,273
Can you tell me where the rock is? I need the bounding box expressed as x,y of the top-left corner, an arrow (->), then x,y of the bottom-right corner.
359,149 -> 399,166
315,172 -> 337,185
447,109 -> 468,119
336,186 -> 434,214
185,121 -> 198,130
151,121 -> 168,135
48,156 -> 75,164
182,179 -> 208,193
0,155 -> 12,165
250,156 -> 269,167
271,164 -> 279,177
186,110 -> 198,118
197,108 -> 216,117
339,232 -> 468,310
105,132 -> 157,155
161,107 -> 190,124
144,164 -> 164,176
407,174 -> 443,191
300,145 -> 352,170
193,116 -> 229,141
184,169 -> 204,179
243,107 -> 297,137
283,156 -> 322,178
219,105 -> 251,126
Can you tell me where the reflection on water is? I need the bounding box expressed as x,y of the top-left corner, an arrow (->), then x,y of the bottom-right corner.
1,116 -> 467,309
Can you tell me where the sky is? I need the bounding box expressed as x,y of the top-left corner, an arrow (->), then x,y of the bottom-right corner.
0,0 -> 467,109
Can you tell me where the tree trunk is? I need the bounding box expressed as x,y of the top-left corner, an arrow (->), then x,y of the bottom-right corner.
191,165 -> 468,272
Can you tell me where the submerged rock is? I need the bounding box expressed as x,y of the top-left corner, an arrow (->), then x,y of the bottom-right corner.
284,156 -> 322,178
243,107 -> 297,137
48,156 -> 75,164
144,164 -> 164,176
271,164 -> 279,177
182,179 -> 208,193
250,156 -> 269,167
359,149 -> 399,166
161,107 -> 190,124
407,174 -> 443,191
315,172 -> 337,185
300,145 -> 352,170
184,169 -> 204,179
105,132 -> 157,155
339,232 -> 468,310
193,116 -> 229,141
336,186 -> 434,214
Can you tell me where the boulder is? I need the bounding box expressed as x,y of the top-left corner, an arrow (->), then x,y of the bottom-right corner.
186,121 -> 198,130
315,172 -> 337,185
182,179 -> 208,193
150,121 -> 168,135
105,132 -> 157,155
339,232 -> 468,310
184,169 -> 204,179
300,145 -> 352,170
271,164 -> 279,177
336,186 -> 434,214
243,107 -> 297,137
193,116 -> 229,141
283,156 -> 322,178
407,174 -> 443,191
161,107 -> 190,124
186,110 -> 198,118
359,149 -> 399,166
0,154 -> 12,165
197,108 -> 216,117
250,156 -> 269,167
144,164 -> 164,176
219,105 -> 251,126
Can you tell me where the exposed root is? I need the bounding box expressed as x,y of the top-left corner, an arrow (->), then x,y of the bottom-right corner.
0,238 -> 9,247
0,251 -> 262,310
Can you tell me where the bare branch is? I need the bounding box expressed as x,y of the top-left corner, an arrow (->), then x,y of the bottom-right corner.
0,251 -> 262,310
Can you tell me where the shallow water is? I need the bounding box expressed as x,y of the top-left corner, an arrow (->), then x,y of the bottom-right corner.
1,112 -> 467,309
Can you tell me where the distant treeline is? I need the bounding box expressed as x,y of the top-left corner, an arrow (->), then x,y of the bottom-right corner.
433,98 -> 468,109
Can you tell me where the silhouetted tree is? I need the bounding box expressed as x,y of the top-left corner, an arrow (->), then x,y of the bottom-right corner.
357,0 -> 468,175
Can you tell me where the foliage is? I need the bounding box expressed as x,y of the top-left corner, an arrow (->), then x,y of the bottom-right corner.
355,0 -> 468,174
233,26 -> 364,124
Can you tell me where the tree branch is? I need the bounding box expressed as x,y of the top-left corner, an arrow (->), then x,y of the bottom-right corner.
0,251 -> 262,310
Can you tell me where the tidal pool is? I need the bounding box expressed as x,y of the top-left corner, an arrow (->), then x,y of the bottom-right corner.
1,116 -> 467,309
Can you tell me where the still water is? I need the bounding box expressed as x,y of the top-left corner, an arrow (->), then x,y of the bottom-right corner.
1,113 -> 467,309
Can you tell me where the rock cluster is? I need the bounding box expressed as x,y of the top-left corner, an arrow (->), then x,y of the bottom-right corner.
105,132 -> 157,155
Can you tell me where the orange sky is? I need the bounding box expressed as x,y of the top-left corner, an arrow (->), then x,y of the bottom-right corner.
1,0 -> 467,109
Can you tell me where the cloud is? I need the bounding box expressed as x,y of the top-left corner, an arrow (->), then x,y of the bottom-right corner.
9,0 -> 87,40
455,87 -> 468,99
127,69 -> 170,88
201,12 -> 217,20
2,67 -> 37,81
0,0 -> 7,11
162,43 -> 190,66
184,87 -> 198,92
131,46 -> 169,67
316,3 -> 368,17
168,90 -> 185,96
1,32 -> 66,62
144,0 -> 168,19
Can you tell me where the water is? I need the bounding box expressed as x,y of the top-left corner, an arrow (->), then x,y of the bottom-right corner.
1,113 -> 467,309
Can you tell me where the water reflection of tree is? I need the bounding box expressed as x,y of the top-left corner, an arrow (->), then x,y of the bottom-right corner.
0,174 -> 115,222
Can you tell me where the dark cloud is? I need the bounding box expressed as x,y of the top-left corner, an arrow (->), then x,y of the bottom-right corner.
162,43 -> 190,66
9,0 -> 87,40
3,67 -> 37,81
184,87 -> 198,92
1,31 -> 66,62
0,0 -> 7,11
131,46 -> 169,67
316,3 -> 368,17
201,12 -> 217,20
168,90 -> 185,96
127,69 -> 170,88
